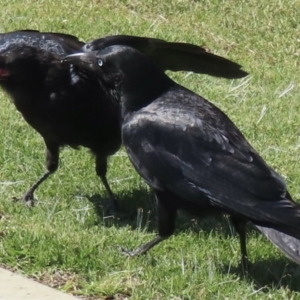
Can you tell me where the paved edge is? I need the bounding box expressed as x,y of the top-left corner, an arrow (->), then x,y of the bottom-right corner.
0,267 -> 80,300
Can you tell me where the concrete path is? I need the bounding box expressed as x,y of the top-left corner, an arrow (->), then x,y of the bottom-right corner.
0,268 -> 79,299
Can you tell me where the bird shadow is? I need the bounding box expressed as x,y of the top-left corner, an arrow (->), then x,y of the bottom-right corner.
85,188 -> 300,292
85,187 -> 231,233
85,187 -> 158,231
220,258 -> 300,293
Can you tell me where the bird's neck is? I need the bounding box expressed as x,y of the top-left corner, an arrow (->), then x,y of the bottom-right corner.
120,74 -> 174,119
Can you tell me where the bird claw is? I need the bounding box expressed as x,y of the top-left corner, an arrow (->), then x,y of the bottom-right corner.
117,245 -> 136,257
11,193 -> 35,207
104,203 -> 118,217
103,198 -> 122,218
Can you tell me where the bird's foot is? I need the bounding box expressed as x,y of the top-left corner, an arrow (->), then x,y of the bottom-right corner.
11,192 -> 35,207
240,257 -> 251,275
103,198 -> 122,218
117,245 -> 140,257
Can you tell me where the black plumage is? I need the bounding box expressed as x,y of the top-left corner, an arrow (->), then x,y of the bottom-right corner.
84,35 -> 248,78
62,46 -> 300,269
0,30 -> 247,207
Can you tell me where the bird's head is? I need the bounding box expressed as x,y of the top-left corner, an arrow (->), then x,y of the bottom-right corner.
0,37 -> 46,86
0,49 -> 37,81
61,50 -> 124,89
62,45 -> 173,116
0,31 -> 71,86
0,45 -> 47,102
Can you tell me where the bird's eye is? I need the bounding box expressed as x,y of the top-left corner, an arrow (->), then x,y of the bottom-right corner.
98,59 -> 103,67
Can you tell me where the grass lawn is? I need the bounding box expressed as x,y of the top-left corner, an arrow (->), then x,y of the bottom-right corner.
0,0 -> 300,299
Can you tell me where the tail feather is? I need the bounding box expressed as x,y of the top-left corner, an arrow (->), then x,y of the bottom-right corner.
255,225 -> 300,265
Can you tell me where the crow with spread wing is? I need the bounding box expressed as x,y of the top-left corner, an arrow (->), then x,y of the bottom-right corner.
62,46 -> 300,269
0,30 -> 247,209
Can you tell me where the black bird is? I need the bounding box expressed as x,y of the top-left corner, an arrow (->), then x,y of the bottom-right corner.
63,46 -> 300,269
0,30 -> 247,207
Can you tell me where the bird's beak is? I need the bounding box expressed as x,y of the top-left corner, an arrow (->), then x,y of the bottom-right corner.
61,52 -> 98,72
0,68 -> 10,80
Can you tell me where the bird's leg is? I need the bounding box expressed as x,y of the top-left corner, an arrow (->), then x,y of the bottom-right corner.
120,190 -> 177,256
120,235 -> 167,256
100,173 -> 115,201
95,155 -> 118,214
20,171 -> 52,205
16,139 -> 59,206
230,216 -> 249,273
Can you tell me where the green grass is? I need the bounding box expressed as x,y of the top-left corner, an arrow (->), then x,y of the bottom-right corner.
0,0 -> 300,299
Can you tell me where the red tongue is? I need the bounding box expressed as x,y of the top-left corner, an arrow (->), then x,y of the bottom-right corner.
0,68 -> 9,78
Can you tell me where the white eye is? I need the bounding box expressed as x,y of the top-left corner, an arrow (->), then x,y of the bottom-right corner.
98,59 -> 103,67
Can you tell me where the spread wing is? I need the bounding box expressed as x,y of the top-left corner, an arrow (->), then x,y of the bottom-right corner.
84,35 -> 248,78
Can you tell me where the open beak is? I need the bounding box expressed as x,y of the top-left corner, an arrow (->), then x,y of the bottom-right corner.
61,52 -> 99,72
0,68 -> 10,80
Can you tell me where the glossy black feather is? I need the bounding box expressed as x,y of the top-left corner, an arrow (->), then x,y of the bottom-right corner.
0,30 -> 120,206
123,88 -> 300,238
84,35 -> 248,78
256,226 -> 300,264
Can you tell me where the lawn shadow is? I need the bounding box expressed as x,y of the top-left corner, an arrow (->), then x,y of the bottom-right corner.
85,188 -> 300,293
85,187 -> 260,237
213,221 -> 300,293
85,187 -> 158,231
220,257 -> 300,293
215,221 -> 300,293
